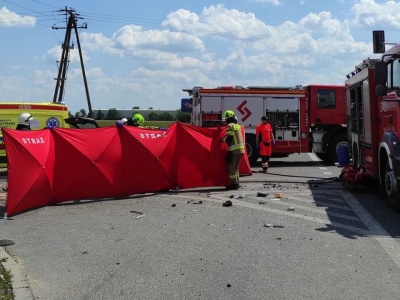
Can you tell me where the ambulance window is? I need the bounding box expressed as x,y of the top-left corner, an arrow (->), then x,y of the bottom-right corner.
317,89 -> 336,109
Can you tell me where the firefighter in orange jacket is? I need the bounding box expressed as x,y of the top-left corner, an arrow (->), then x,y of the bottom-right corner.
221,110 -> 245,190
256,116 -> 275,172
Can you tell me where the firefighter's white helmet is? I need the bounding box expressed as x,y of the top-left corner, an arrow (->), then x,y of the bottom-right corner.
18,113 -> 33,125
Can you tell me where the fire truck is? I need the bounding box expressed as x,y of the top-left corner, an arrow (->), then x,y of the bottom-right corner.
183,84 -> 346,165
340,31 -> 400,209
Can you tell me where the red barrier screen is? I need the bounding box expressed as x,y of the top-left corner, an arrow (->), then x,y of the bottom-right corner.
3,122 -> 251,216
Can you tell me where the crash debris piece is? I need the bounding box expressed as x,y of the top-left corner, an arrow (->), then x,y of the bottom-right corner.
257,192 -> 268,197
130,210 -> 144,218
222,200 -> 233,207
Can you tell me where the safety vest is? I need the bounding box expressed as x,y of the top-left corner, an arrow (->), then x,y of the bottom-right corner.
225,123 -> 245,153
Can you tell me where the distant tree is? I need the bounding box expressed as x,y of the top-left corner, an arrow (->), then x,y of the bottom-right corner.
148,107 -> 153,110
106,108 -> 120,120
132,106 -> 140,109
80,109 -> 87,117
157,112 -> 173,121
176,109 -> 191,123
68,111 -> 73,118
96,110 -> 104,120
148,111 -> 158,121
74,111 -> 83,117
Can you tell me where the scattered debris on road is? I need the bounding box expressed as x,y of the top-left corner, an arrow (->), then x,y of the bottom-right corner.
130,210 -> 144,218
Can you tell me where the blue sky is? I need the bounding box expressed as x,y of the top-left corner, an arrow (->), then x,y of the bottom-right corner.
1,0 -> 399,114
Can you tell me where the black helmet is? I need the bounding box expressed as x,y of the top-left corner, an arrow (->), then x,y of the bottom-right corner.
261,116 -> 269,122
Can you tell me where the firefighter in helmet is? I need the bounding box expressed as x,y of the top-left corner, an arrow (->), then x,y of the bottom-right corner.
127,113 -> 145,127
220,110 -> 245,190
16,113 -> 34,130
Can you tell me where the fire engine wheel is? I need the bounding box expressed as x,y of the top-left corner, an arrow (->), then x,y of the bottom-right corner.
383,161 -> 400,210
328,133 -> 348,164
245,135 -> 258,165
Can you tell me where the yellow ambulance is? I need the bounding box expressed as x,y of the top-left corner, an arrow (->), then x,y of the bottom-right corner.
0,102 -> 70,167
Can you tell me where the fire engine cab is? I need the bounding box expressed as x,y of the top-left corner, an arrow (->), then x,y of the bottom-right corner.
183,84 -> 346,165
340,31 -> 400,210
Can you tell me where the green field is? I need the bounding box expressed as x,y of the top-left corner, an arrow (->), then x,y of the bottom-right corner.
96,120 -> 175,128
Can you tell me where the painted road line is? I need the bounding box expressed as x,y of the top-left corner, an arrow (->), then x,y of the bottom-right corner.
308,153 -> 320,162
206,194 -> 370,235
246,196 -> 360,221
165,191 -> 372,236
340,191 -> 400,268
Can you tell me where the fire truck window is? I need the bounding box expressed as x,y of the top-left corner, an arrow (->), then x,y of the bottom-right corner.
387,62 -> 392,89
392,60 -> 400,90
317,89 -> 336,109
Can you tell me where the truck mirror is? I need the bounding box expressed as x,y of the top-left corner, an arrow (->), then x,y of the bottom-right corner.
373,30 -> 385,54
375,84 -> 387,97
374,60 -> 387,84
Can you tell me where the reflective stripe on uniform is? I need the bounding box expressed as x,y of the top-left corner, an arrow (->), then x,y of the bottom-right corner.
226,124 -> 244,151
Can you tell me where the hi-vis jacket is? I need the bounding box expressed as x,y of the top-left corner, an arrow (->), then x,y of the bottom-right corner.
223,123 -> 245,153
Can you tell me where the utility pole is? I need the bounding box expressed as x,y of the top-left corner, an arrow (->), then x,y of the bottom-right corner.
52,7 -> 94,118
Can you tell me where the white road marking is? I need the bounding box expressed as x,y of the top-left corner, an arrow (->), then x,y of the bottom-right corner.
339,191 -> 400,268
323,172 -> 332,175
169,192 -> 370,235
319,167 -> 327,170
308,153 -> 320,161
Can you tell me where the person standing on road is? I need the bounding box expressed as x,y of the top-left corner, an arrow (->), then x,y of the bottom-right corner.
221,110 -> 245,190
256,116 -> 275,172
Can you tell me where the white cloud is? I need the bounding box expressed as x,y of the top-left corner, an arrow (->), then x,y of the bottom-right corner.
352,0 -> 400,29
81,33 -> 123,56
252,0 -> 282,5
0,6 -> 36,27
113,24 -> 204,53
162,5 -> 271,40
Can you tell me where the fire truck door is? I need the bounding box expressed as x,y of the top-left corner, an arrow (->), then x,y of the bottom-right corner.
266,97 -> 300,142
200,96 -> 223,127
201,96 -> 222,114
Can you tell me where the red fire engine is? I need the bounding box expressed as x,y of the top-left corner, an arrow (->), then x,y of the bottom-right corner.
183,85 -> 346,165
340,31 -> 400,209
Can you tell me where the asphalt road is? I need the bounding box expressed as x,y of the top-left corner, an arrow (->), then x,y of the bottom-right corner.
1,153 -> 400,300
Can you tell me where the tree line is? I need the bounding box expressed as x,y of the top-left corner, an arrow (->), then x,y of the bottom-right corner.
72,107 -> 191,123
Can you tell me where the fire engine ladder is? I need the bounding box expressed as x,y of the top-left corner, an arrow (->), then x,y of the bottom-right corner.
52,7 -> 93,118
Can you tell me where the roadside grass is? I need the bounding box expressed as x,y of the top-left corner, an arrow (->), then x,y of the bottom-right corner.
96,120 -> 175,128
0,258 -> 14,300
